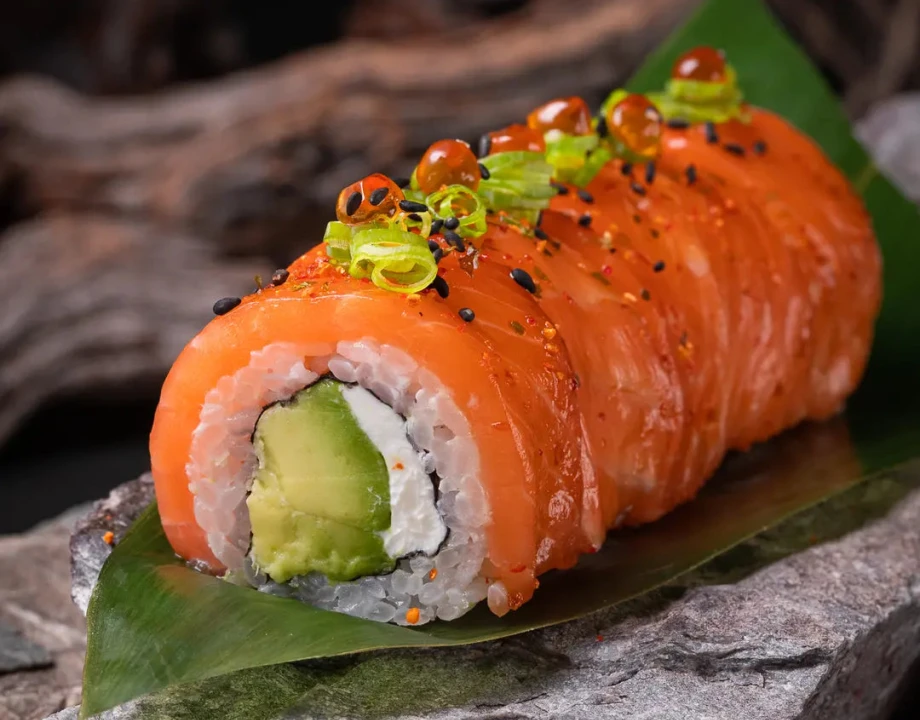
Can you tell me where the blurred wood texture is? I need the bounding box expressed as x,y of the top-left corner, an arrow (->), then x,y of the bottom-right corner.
0,0 -> 693,446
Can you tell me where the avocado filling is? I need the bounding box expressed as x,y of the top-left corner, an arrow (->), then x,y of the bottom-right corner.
246,378 -> 447,584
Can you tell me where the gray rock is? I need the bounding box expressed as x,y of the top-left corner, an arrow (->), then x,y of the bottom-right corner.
70,475 -> 154,616
0,624 -> 52,673
856,92 -> 920,204
48,463 -> 920,720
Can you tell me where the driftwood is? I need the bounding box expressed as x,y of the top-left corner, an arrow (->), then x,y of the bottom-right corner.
0,0 -> 693,446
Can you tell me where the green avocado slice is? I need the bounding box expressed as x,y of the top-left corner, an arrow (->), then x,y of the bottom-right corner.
246,378 -> 394,583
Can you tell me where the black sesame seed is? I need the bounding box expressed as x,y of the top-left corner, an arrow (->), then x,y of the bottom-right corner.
459,307 -> 475,322
753,140 -> 767,155
393,176 -> 411,188
640,288 -> 651,301
444,231 -> 465,251
408,212 -> 423,222
213,296 -> 241,315
685,164 -> 697,185
345,190 -> 362,216
724,143 -> 746,157
428,239 -> 440,253
577,188 -> 594,204
444,216 -> 460,230
534,227 -> 549,241
630,182 -> 647,196
478,134 -> 492,158
433,247 -> 444,263
399,199 -> 429,213
650,228 -> 660,239
431,218 -> 444,234
510,268 -> 536,293
271,269 -> 289,286
596,116 -> 609,138
551,182 -> 569,195
704,121 -> 719,144
536,209 -> 544,227
621,162 -> 633,176
430,275 -> 450,299
645,161 -> 656,184
609,247 -> 617,253
578,213 -> 592,227
368,187 -> 389,206
667,118 -> 690,129
653,260 -> 666,272
478,162 -> 491,180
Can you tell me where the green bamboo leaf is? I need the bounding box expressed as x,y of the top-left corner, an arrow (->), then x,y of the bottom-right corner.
80,0 -> 920,716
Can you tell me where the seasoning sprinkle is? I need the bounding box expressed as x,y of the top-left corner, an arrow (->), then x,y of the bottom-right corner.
510,320 -> 526,335
536,209 -> 544,227
431,218 -> 444,234
102,531 -> 115,546
534,227 -> 549,241
213,296 -> 241,315
630,182 -> 647,196
432,247 -> 444,263
393,176 -> 411,188
408,212 -> 423,222
704,122 -> 719,144
578,213 -> 592,227
399,199 -> 429,213
577,188 -> 594,204
428,239 -> 440,253
511,267 -> 536,293
345,190 -> 362,216
444,231 -> 466,251
653,260 -> 666,272
724,143 -> 746,157
459,307 -> 475,322
621,162 -> 633,176
551,181 -> 569,195
650,228 -> 660,239
645,161 -> 656,184
271,268 -> 289,286
478,134 -> 492,158
444,216 -> 460,230
478,162 -> 491,180
685,163 -> 697,185
430,275 -> 450,299
368,186 -> 389,206
640,288 -> 651,301
596,115 -> 609,138
405,608 -> 420,624
753,140 -> 767,155
667,118 -> 690,129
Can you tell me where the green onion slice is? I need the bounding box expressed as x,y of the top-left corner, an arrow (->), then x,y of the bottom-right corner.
544,132 -> 600,185
349,227 -> 438,293
323,222 -> 438,294
478,151 -> 556,223
647,65 -> 747,124
425,184 -> 487,238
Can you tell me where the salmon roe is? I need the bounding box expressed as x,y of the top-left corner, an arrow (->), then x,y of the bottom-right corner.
487,124 -> 546,154
416,139 -> 481,195
671,46 -> 727,83
605,93 -> 663,160
335,173 -> 404,225
527,97 -> 592,136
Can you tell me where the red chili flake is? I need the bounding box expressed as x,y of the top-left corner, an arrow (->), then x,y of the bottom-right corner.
491,421 -> 509,430
524,315 -> 538,326
598,411 -> 606,421
522,254 -> 532,261
562,291 -> 575,305
596,634 -> 604,642
102,531 -> 115,546
502,253 -> 513,261
601,265 -> 613,276
392,462 -> 405,470
511,564 -> 527,573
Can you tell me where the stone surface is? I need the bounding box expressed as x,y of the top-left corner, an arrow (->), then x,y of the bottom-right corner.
0,509 -> 87,720
0,625 -> 52,673
44,463 -> 920,720
856,93 -> 920,204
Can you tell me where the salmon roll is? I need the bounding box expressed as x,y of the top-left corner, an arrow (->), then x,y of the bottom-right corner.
149,47 -> 881,625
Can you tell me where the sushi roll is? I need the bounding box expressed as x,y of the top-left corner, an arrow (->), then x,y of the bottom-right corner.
150,47 -> 881,625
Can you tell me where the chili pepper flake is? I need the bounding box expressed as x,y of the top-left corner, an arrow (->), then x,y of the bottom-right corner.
103,531 -> 115,546
429,568 -> 438,580
392,461 -> 405,470
405,608 -> 421,624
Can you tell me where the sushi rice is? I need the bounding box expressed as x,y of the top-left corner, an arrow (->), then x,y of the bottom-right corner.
185,338 -> 496,625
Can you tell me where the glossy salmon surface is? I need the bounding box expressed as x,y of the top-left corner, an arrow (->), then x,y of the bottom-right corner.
151,107 -> 881,613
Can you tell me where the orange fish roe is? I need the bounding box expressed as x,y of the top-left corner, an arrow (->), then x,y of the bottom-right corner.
102,531 -> 115,546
